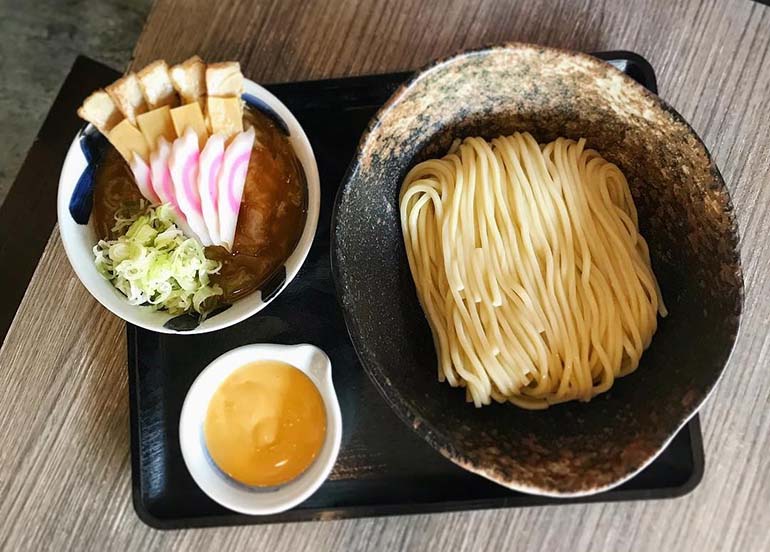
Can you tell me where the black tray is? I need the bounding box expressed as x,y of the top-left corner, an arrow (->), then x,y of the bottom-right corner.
128,52 -> 704,529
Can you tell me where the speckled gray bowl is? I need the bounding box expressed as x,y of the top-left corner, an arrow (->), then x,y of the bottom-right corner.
332,43 -> 743,496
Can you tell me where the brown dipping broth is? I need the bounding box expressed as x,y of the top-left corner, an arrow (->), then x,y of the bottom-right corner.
91,106 -> 308,306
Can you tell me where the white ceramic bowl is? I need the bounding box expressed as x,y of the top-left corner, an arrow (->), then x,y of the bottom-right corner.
57,79 -> 320,334
178,343 -> 342,515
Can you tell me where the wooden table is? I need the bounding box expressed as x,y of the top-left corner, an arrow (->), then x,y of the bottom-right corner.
2,0 -> 769,550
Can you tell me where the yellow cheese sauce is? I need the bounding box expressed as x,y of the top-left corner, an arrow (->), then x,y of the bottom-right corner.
203,360 -> 326,487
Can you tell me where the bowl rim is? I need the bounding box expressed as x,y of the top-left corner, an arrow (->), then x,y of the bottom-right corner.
57,78 -> 320,334
330,41 -> 745,497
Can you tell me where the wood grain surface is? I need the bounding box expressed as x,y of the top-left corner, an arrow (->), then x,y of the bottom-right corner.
2,0 -> 770,550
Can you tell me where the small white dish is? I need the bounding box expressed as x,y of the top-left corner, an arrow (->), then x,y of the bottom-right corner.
179,343 -> 342,515
57,78 -> 320,334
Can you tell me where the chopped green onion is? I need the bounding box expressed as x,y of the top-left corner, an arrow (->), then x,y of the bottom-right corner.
94,203 -> 222,315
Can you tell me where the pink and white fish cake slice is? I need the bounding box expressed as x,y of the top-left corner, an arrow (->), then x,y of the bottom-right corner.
198,134 -> 226,246
169,128 -> 212,245
217,127 -> 255,251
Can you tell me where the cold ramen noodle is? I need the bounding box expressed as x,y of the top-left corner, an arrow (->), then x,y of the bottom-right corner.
400,132 -> 667,409
78,57 -> 306,317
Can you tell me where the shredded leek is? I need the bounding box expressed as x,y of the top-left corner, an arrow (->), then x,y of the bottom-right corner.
94,203 -> 223,315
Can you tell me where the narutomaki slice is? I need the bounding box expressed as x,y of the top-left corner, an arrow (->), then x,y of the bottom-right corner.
150,137 -> 176,207
198,133 -> 225,245
217,127 -> 255,250
129,154 -> 160,204
150,137 -> 199,241
169,127 -> 212,245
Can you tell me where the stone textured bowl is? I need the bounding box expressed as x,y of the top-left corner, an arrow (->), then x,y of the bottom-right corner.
331,43 -> 743,496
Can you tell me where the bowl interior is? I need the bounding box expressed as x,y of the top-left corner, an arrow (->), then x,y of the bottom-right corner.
332,44 -> 742,495
57,79 -> 320,334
